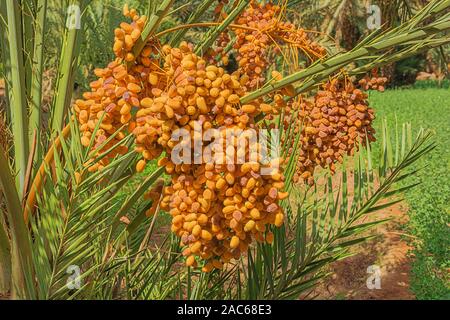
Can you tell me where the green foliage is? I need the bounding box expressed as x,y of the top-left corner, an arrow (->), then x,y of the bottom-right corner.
411,252 -> 449,299
413,79 -> 450,89
370,88 -> 450,300
393,54 -> 427,86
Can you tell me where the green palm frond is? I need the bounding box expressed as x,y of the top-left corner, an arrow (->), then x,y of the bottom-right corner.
195,0 -> 251,55
19,117 -> 181,299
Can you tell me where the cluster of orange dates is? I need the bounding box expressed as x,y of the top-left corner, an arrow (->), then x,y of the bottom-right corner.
113,4 -> 147,62
359,75 -> 388,92
233,1 -> 326,90
74,7 -> 154,171
74,1 -> 381,270
282,78 -> 376,184
74,6 -> 290,271
137,43 -> 287,271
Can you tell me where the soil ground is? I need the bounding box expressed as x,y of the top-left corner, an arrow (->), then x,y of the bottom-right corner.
307,165 -> 416,300
313,199 -> 415,300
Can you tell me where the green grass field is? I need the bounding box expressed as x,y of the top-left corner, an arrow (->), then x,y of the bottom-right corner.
370,88 -> 450,300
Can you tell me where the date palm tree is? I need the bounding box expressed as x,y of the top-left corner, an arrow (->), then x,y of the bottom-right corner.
0,0 -> 448,299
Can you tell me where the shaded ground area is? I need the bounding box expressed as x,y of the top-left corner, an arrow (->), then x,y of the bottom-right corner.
314,201 -> 414,300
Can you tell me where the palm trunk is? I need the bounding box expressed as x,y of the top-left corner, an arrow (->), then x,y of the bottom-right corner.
0,148 -> 34,299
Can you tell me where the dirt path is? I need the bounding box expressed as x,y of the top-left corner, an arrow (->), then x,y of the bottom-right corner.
314,200 -> 415,300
